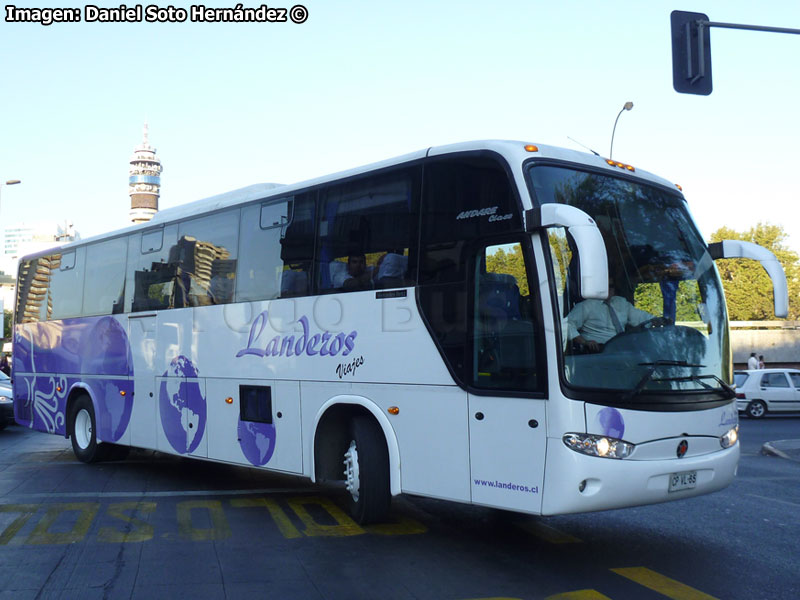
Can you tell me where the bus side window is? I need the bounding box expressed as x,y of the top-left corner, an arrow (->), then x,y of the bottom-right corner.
175,210 -> 239,307
16,256 -> 54,323
315,169 -> 419,294
129,225 -> 179,312
49,248 -> 86,320
417,155 -> 522,384
471,241 -> 543,393
236,194 -> 316,302
82,238 -> 127,317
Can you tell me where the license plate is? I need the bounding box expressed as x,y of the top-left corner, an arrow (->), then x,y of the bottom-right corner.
669,470 -> 697,492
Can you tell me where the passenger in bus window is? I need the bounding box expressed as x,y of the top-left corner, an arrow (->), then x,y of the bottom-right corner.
567,278 -> 666,352
374,251 -> 408,289
342,254 -> 374,291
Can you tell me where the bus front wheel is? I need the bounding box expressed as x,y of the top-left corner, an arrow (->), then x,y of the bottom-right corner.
69,395 -> 107,463
342,415 -> 390,524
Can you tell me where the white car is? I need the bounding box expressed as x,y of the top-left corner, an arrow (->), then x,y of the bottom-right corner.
0,371 -> 13,430
734,368 -> 800,418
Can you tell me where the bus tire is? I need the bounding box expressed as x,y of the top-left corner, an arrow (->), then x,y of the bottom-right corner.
343,415 -> 391,524
69,395 -> 107,463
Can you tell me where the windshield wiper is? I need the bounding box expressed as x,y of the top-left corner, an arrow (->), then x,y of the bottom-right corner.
637,360 -> 705,368
624,360 -> 733,402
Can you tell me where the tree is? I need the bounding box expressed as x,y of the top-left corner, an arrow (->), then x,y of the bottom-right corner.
486,244 -> 529,296
2,310 -> 11,340
709,223 -> 800,320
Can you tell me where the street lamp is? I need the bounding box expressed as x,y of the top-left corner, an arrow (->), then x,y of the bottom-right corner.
609,101 -> 634,159
0,179 -> 21,214
0,179 -> 21,269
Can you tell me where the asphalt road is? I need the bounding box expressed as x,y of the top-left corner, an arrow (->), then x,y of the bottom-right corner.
1,417 -> 798,600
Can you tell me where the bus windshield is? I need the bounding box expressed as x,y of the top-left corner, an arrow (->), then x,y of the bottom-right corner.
528,164 -> 730,403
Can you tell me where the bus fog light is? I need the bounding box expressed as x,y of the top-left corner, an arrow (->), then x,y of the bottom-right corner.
720,425 -> 739,449
563,433 -> 634,459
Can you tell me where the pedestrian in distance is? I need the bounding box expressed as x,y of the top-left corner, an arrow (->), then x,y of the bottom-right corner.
758,355 -> 766,369
747,352 -> 759,370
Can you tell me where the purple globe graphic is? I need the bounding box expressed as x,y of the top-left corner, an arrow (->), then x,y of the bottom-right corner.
597,407 -> 625,439
159,356 -> 206,454
237,419 -> 276,466
81,317 -> 134,442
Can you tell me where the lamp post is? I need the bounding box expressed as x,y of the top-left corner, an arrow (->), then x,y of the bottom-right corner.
0,179 -> 21,214
0,179 -> 21,273
0,180 -> 21,339
609,102 -> 634,159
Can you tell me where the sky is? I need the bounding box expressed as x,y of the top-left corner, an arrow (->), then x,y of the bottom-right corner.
1,0 -> 799,257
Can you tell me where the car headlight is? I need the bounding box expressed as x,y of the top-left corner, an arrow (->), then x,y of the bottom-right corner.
0,394 -> 12,404
563,433 -> 635,459
720,425 -> 739,449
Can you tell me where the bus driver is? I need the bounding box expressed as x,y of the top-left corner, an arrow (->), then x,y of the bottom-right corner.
567,278 -> 666,352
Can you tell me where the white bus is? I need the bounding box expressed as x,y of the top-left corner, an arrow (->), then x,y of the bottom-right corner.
13,140 -> 788,523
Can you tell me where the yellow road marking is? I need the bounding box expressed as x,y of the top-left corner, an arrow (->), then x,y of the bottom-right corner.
26,502 -> 99,545
545,591 -> 613,600
612,567 -> 719,600
176,500 -> 231,541
287,496 -> 365,537
364,515 -> 428,536
97,501 -> 156,543
0,504 -> 38,545
230,497 -> 302,539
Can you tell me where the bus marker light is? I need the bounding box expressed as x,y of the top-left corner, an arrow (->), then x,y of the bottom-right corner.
524,144 -> 539,152
56,386 -> 62,392
605,158 -> 636,172
120,390 -> 126,396
226,397 -> 234,404
388,406 -> 399,415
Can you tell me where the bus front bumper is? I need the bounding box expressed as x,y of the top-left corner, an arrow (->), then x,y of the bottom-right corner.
540,436 -> 739,516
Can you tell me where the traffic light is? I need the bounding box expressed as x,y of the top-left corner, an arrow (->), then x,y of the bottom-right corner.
671,10 -> 713,95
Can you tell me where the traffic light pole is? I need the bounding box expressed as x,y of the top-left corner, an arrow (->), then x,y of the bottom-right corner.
671,11 -> 800,95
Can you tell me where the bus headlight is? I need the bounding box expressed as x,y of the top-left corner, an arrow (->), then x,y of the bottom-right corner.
563,433 -> 634,459
720,426 -> 739,449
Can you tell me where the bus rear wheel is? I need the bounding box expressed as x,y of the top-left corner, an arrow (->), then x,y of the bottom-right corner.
342,415 -> 390,524
69,395 -> 107,463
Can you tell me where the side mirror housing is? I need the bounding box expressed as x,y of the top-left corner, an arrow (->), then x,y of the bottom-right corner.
526,204 -> 608,300
708,239 -> 789,318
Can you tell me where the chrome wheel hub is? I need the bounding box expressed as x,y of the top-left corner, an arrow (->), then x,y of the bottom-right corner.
75,409 -> 92,450
343,440 -> 360,502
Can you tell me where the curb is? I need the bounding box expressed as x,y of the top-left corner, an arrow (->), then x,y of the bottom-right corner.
761,441 -> 800,462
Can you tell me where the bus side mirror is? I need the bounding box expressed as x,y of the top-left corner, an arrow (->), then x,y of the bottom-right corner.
708,240 -> 788,318
526,204 -> 609,300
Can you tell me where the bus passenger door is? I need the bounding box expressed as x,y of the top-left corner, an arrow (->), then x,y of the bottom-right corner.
128,314 -> 158,450
467,240 -> 548,514
468,395 -> 546,513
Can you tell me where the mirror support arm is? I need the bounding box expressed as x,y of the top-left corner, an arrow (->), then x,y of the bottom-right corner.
708,240 -> 789,318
